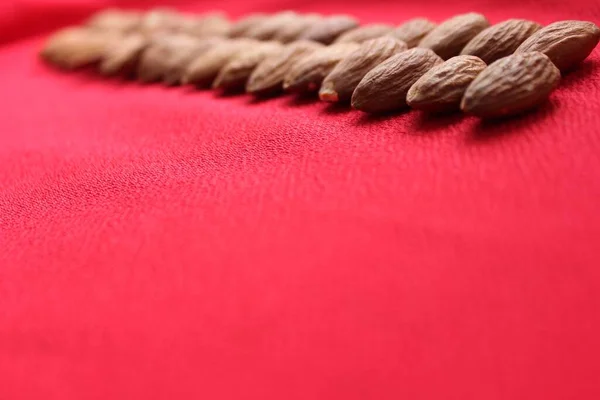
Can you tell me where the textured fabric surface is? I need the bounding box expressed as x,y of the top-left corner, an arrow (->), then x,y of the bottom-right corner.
1,1 -> 600,399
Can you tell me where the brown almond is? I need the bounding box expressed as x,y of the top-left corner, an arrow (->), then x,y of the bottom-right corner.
333,24 -> 395,44
284,42 -> 360,93
407,55 -> 487,112
247,40 -> 324,95
183,39 -> 257,86
162,37 -> 225,85
298,15 -> 359,44
137,34 -> 204,83
244,11 -> 299,41
139,8 -> 183,35
418,13 -> 490,59
86,9 -> 142,33
461,52 -> 560,118
179,13 -> 231,38
352,48 -> 443,113
320,37 -> 407,103
229,13 -> 268,38
515,20 -> 600,71
392,18 -> 437,48
213,42 -> 284,90
273,14 -> 323,43
461,19 -> 541,64
99,33 -> 149,76
41,27 -> 118,69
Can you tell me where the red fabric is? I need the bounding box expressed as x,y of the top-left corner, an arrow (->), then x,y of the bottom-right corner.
1,1 -> 600,399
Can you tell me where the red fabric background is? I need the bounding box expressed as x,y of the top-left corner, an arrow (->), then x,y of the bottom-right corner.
1,1 -> 600,399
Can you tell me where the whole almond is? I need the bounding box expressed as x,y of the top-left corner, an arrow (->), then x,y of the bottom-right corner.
418,13 -> 490,59
461,52 -> 560,118
247,40 -> 324,95
183,39 -> 256,86
273,14 -> 323,43
139,8 -> 183,35
179,13 -> 231,38
284,43 -> 360,93
352,48 -> 443,113
41,27 -> 118,69
137,34 -> 202,83
515,20 -> 600,71
298,15 -> 359,44
320,37 -> 407,102
407,55 -> 487,112
86,9 -> 142,33
334,24 -> 395,44
99,33 -> 149,76
392,18 -> 437,48
244,11 -> 299,41
229,13 -> 268,38
213,42 -> 284,90
461,19 -> 541,64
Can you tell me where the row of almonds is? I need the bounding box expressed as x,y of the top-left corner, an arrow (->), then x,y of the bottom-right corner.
42,8 -> 600,118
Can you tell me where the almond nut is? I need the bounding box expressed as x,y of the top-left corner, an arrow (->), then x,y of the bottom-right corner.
284,42 -> 360,93
41,27 -> 118,69
298,15 -> 359,44
319,37 -> 407,102
407,55 -> 486,112
273,14 -> 323,43
352,48 -> 443,113
244,11 -> 299,41
86,9 -> 142,33
229,13 -> 268,38
515,20 -> 600,71
137,34 -> 202,83
418,13 -> 490,59
334,24 -> 395,44
247,40 -> 324,95
461,19 -> 541,64
461,52 -> 560,118
391,18 -> 437,48
163,37 -> 225,85
99,33 -> 149,76
213,42 -> 284,90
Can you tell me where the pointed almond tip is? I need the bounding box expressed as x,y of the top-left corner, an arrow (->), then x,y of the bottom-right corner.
319,87 -> 339,102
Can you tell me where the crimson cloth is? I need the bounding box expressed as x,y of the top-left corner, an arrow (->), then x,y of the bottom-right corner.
1,0 -> 600,399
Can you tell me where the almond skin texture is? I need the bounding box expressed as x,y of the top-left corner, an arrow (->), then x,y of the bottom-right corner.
461,52 -> 561,118
244,11 -> 299,41
137,34 -> 203,83
99,33 -> 149,76
163,37 -> 225,85
298,15 -> 359,44
334,24 -> 395,44
284,43 -> 360,93
273,14 -> 323,43
461,19 -> 542,64
418,13 -> 490,59
320,37 -> 407,103
183,39 -> 257,87
352,48 -> 443,113
213,42 -> 284,90
515,20 -> 600,71
247,41 -> 324,95
86,9 -> 142,33
229,13 -> 268,38
41,27 -> 118,69
179,13 -> 231,38
392,18 -> 437,48
407,55 -> 487,112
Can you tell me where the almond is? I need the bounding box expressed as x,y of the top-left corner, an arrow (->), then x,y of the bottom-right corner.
229,13 -> 268,38
139,8 -> 183,35
99,33 -> 149,76
515,20 -> 600,71
298,15 -> 359,44
41,27 -> 118,69
163,37 -> 225,85
86,9 -> 142,33
247,40 -> 324,95
407,55 -> 486,112
461,52 -> 560,118
244,11 -> 299,41
183,39 -> 257,86
391,18 -> 437,48
137,34 -> 203,83
320,37 -> 407,103
284,43 -> 360,93
418,13 -> 490,59
461,19 -> 541,64
333,24 -> 395,44
273,14 -> 323,43
352,48 -> 443,113
213,42 -> 284,90
179,13 -> 231,38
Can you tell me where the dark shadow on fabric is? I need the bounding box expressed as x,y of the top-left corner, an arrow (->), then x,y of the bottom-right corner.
412,111 -> 465,134
559,59 -> 598,90
319,102 -> 353,115
354,109 -> 410,126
